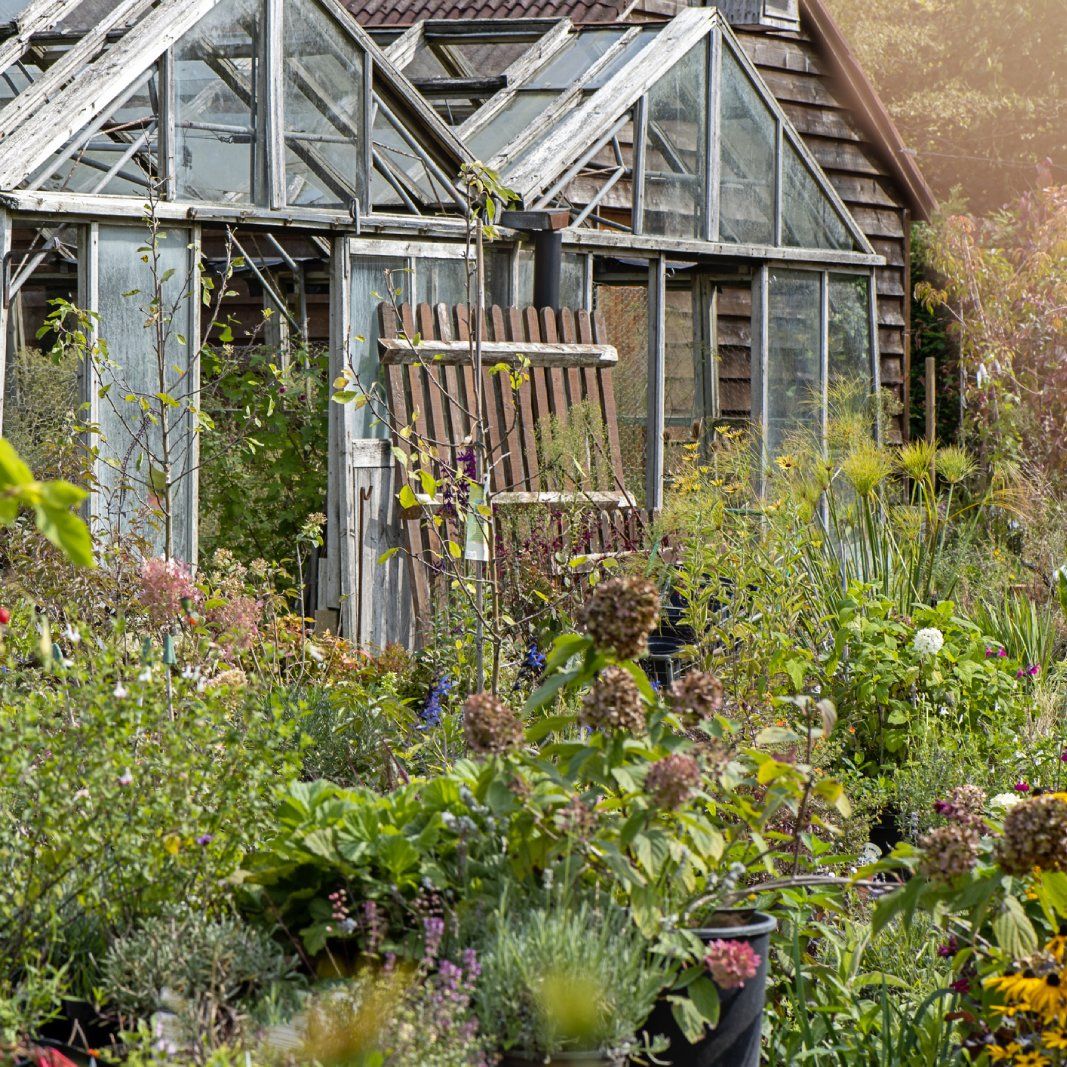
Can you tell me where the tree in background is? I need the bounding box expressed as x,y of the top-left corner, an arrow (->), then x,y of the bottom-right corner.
914,184 -> 1067,485
825,0 -> 1066,212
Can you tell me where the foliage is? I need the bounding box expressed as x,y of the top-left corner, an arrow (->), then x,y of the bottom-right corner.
824,0 -> 1066,210
0,437 -> 93,567
0,664 -> 303,996
198,345 -> 329,567
101,907 -> 298,1060
474,893 -> 667,1060
915,186 -> 1067,485
825,588 -> 1023,763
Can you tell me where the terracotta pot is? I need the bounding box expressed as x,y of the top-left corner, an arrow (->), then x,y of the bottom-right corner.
644,910 -> 777,1067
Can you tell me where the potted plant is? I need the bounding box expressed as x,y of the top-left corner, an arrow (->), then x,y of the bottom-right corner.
473,894 -> 668,1066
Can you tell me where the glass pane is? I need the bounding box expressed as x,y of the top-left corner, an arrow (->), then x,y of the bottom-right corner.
526,30 -> 628,91
595,282 -> 648,501
0,0 -> 29,19
174,0 -> 260,204
642,43 -> 708,240
586,27 -> 659,89
781,138 -> 854,251
371,107 -> 455,210
93,225 -> 197,561
349,255 -> 408,438
828,274 -> 871,385
766,269 -> 821,456
718,47 -> 775,246
561,253 -> 588,309
284,0 -> 364,208
415,258 -> 469,306
32,70 -> 159,195
466,91 -> 561,161
665,286 -> 697,476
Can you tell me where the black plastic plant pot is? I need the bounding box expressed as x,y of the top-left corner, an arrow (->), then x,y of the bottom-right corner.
500,1052 -> 619,1066
645,910 -> 777,1067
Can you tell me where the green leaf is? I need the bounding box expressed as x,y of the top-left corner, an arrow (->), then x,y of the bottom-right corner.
993,895 -> 1038,958
377,547 -> 399,564
688,976 -> 720,1028
397,484 -> 418,510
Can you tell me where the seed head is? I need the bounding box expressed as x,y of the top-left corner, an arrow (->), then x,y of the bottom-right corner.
581,575 -> 660,661
580,666 -> 646,735
463,692 -> 524,756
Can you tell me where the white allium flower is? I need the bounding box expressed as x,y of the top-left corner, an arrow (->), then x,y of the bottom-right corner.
113,682 -> 128,699
913,627 -> 945,657
990,792 -> 1025,812
138,666 -> 153,682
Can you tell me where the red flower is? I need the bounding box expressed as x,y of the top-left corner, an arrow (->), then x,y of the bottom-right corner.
32,1048 -> 80,1067
0,606 -> 10,625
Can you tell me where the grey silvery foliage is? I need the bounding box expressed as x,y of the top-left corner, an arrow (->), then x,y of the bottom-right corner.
101,906 -> 299,1054
473,892 -> 668,1062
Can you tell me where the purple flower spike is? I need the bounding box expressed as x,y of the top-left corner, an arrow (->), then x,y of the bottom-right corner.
196,833 -> 214,846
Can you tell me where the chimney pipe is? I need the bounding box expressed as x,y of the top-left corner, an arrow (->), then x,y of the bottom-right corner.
499,208 -> 571,311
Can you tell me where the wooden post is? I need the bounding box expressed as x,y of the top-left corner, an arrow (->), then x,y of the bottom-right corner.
646,255 -> 666,512
925,356 -> 936,442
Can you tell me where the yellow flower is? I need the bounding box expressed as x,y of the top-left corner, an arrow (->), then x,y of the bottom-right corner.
1015,1052 -> 1051,1067
775,453 -> 798,471
1048,937 -> 1067,962
989,1043 -> 1021,1062
1043,1030 -> 1067,1050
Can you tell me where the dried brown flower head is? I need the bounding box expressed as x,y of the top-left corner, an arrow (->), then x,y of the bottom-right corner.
463,692 -> 524,756
581,575 -> 660,661
918,824 -> 980,883
997,793 -> 1067,875
668,672 -> 724,723
645,753 -> 702,810
580,666 -> 647,735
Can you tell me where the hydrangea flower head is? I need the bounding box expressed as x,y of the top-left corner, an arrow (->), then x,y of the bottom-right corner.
913,627 -> 945,657
704,939 -> 761,989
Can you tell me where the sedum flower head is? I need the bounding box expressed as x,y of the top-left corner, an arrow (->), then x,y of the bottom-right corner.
918,824 -> 980,883
580,666 -> 646,735
580,575 -> 660,661
997,794 -> 1067,875
841,444 -> 894,497
913,627 -> 945,657
645,753 -> 702,810
935,445 -> 976,485
463,693 -> 524,756
668,671 -> 724,723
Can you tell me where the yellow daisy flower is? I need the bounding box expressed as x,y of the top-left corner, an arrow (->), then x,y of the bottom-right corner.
988,1042 -> 1020,1062
1015,1052 -> 1050,1067
1042,1030 -> 1067,1050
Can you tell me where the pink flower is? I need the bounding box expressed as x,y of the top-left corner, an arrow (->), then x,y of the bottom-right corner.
704,939 -> 761,989
1014,780 -> 1031,793
139,556 -> 199,627
209,593 -> 261,656
645,753 -> 702,809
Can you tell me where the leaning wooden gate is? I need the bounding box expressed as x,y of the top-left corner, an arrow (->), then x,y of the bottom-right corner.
372,301 -> 645,640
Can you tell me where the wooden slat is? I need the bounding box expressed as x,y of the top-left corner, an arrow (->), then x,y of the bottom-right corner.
379,336 -> 618,366
507,305 -> 541,493
491,305 -> 524,493
559,308 -> 584,410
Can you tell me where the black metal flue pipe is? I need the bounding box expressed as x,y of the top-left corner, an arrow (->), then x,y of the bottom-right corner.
532,227 -> 563,311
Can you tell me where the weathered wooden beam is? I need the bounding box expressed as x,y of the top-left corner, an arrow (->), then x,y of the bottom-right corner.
383,22 -> 423,71
458,19 -> 573,145
378,337 -> 618,367
0,0 -> 158,142
410,76 -> 508,98
0,0 -> 97,79
401,489 -> 636,517
0,0 -> 222,191
503,10 -> 717,202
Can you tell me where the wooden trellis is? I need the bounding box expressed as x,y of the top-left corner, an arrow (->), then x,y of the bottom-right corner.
379,300 -> 645,630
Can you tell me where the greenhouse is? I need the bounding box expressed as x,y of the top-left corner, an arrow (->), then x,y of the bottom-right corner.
0,0 -> 933,643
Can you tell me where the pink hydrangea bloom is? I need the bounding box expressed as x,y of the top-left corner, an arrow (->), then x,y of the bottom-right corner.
139,556 -> 198,627
704,939 -> 761,989
209,593 -> 261,655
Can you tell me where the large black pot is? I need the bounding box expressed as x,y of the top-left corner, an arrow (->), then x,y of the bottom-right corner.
644,911 -> 776,1067
500,1053 -> 618,1066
